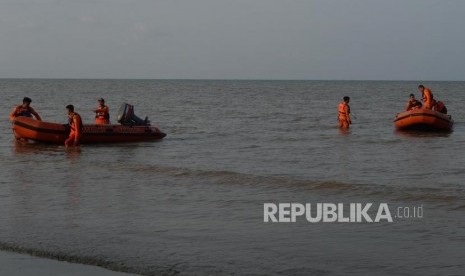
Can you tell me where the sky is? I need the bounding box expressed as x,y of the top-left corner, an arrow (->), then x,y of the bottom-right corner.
1,0 -> 465,80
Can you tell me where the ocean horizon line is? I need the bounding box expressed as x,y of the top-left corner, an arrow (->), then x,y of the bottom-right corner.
0,78 -> 464,82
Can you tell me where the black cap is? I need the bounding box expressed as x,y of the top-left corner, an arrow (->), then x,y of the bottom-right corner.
409,94 -> 415,97
23,97 -> 32,103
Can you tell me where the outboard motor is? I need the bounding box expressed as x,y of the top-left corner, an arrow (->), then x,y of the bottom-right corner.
117,103 -> 150,126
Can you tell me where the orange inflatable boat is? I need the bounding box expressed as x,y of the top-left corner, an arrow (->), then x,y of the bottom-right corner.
12,117 -> 166,144
12,103 -> 166,144
394,108 -> 453,131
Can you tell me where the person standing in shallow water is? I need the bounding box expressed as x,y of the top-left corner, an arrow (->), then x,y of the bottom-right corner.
338,96 -> 351,129
10,97 -> 42,121
65,105 -> 83,148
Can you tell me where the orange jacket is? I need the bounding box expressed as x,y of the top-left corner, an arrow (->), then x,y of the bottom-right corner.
95,105 -> 109,119
338,102 -> 350,121
69,112 -> 83,138
10,105 -> 42,121
95,105 -> 110,124
422,88 -> 434,109
406,99 -> 422,111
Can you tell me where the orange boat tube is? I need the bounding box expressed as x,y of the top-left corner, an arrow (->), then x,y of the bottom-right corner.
394,109 -> 453,131
12,117 -> 166,144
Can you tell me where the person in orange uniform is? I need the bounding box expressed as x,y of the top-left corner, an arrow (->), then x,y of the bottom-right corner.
338,96 -> 351,129
93,98 -> 110,124
65,105 -> 83,147
10,97 -> 42,121
405,94 -> 423,111
418,85 -> 434,109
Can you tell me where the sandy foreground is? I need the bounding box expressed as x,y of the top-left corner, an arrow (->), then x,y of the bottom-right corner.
0,251 -> 139,276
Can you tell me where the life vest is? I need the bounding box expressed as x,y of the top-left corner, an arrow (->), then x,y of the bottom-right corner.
14,105 -> 32,117
69,113 -> 83,133
422,89 -> 435,109
95,106 -> 110,120
407,99 -> 422,110
423,89 -> 433,100
412,100 -> 422,108
338,102 -> 350,119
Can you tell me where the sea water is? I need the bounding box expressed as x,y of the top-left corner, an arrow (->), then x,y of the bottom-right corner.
0,79 -> 464,275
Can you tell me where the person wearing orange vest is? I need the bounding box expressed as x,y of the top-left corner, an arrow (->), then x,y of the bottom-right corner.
65,105 -> 83,147
418,85 -> 434,110
338,96 -> 351,129
405,94 -> 423,111
93,98 -> 110,124
10,97 -> 42,121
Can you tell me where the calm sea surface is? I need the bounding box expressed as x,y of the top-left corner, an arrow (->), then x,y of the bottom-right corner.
0,79 -> 464,275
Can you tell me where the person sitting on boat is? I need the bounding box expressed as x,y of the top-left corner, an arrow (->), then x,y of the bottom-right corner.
418,85 -> 434,109
405,94 -> 423,111
436,100 -> 448,114
10,97 -> 42,121
93,98 -> 110,124
338,96 -> 351,129
65,105 -> 83,147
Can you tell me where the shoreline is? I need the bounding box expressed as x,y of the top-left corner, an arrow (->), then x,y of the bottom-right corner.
0,250 -> 139,276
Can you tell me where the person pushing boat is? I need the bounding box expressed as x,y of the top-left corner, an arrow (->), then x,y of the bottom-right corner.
338,96 -> 351,129
405,94 -> 423,111
93,98 -> 110,124
65,105 -> 83,147
10,97 -> 42,121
